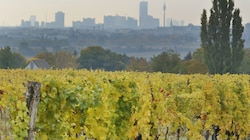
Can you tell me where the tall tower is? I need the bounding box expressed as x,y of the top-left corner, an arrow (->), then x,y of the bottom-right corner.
163,0 -> 166,27
30,15 -> 36,27
139,1 -> 148,28
55,11 -> 65,28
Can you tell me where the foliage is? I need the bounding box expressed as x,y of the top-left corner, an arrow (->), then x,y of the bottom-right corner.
126,57 -> 151,72
77,46 -> 129,71
181,59 -> 209,74
231,8 -> 245,73
34,51 -> 78,69
0,46 -> 26,69
201,0 -> 244,74
55,51 -> 78,69
151,50 -> 181,73
239,48 -> 250,74
0,70 -> 250,139
184,51 -> 192,61
34,52 -> 55,66
192,47 -> 204,63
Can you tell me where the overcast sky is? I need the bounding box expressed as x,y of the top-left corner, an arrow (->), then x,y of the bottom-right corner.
0,0 -> 249,27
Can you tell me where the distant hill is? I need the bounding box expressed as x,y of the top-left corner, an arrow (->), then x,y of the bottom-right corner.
0,24 -> 249,59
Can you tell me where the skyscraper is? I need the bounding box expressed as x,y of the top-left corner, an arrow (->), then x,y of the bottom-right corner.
30,15 -> 36,27
139,1 -> 159,29
139,1 -> 148,28
55,11 -> 64,28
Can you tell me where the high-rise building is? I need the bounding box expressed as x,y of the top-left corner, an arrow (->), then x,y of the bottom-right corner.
55,11 -> 65,28
127,17 -> 138,29
139,1 -> 159,29
30,15 -> 36,26
139,1 -> 148,28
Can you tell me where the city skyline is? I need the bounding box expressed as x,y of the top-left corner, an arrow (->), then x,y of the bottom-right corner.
1,0 -> 250,27
21,1 -> 181,29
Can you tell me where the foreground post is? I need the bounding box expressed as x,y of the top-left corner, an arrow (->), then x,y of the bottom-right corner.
26,81 -> 41,140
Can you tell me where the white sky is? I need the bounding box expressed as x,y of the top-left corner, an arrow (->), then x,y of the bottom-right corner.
0,0 -> 249,27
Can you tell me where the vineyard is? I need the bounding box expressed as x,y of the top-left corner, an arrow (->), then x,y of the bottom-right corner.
0,69 -> 250,139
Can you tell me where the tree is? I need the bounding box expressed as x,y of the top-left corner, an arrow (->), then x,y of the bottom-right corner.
184,51 -> 192,61
201,0 -> 244,74
239,48 -> 250,74
181,59 -> 209,74
126,57 -> 151,72
0,46 -> 26,68
77,46 -> 129,71
35,52 -> 55,66
0,47 -> 13,68
77,46 -> 106,70
151,50 -> 181,73
55,51 -> 78,69
192,48 -> 204,63
34,51 -> 78,69
231,9 -> 244,73
12,52 -> 27,68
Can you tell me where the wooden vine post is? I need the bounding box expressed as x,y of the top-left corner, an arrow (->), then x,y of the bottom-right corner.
26,81 -> 41,140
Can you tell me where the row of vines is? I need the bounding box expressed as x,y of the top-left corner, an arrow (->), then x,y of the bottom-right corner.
0,69 -> 250,139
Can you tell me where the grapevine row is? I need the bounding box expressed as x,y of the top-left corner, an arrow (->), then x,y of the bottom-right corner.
0,70 -> 249,139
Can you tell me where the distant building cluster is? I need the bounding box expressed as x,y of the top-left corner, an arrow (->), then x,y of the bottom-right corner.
21,15 -> 39,27
22,11 -> 65,29
46,11 -> 65,28
72,16 -> 138,30
103,15 -> 138,30
139,1 -> 159,29
72,18 -> 97,29
21,1 -> 184,30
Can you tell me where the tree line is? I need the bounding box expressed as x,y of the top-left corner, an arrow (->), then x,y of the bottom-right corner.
0,45 -> 250,74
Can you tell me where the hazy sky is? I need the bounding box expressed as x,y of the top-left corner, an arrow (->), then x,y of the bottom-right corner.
0,0 -> 250,27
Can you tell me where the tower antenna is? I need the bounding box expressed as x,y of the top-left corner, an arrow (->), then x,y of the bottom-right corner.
163,0 -> 166,27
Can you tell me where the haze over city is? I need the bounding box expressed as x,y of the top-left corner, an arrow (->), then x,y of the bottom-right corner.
1,0 -> 250,27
